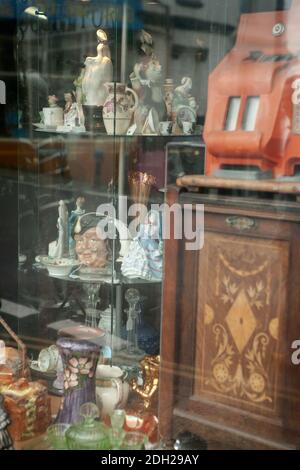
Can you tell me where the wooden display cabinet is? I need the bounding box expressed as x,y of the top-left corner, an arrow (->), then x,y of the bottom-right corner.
159,176 -> 300,450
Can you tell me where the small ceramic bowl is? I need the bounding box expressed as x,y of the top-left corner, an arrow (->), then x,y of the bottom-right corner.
37,256 -> 80,277
47,423 -> 70,450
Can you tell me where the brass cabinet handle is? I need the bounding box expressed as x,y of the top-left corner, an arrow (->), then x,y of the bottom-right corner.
226,216 -> 256,231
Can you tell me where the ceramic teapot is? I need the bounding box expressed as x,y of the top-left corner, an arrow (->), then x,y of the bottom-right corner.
96,364 -> 129,416
103,83 -> 138,135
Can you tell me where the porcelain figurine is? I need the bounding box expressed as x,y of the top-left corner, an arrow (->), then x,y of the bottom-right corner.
81,29 -> 113,107
121,210 -> 163,281
73,63 -> 86,126
63,91 -> 78,127
69,196 -> 85,258
130,30 -> 167,134
163,78 -> 174,120
48,94 -> 59,108
172,77 -> 197,113
103,82 -> 138,135
48,200 -> 69,259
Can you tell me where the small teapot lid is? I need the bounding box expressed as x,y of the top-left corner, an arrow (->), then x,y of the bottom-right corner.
80,402 -> 99,425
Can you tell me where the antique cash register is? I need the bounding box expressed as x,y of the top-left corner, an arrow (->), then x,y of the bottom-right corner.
204,1 -> 300,178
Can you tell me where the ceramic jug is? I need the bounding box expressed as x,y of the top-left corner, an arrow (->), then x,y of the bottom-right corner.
103,83 -> 138,135
96,365 -> 129,416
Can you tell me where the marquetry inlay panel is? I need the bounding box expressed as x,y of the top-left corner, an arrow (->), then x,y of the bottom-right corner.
194,232 -> 289,414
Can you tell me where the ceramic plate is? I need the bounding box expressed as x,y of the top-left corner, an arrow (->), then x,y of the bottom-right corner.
33,123 -> 57,130
33,123 -> 45,129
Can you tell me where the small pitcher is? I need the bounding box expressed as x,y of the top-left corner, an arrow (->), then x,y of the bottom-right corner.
96,364 -> 129,417
103,82 -> 138,135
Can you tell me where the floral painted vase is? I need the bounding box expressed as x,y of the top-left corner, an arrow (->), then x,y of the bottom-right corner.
55,337 -> 100,424
103,82 -> 138,135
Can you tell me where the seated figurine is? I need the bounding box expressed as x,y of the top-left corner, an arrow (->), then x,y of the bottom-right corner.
172,77 -> 197,113
63,91 -> 78,127
121,210 -> 163,281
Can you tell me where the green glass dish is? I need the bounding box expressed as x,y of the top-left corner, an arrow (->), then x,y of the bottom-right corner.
65,403 -> 110,450
47,423 -> 70,450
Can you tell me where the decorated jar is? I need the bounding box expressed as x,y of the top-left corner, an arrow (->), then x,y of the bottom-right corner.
55,337 -> 100,424
103,82 -> 138,135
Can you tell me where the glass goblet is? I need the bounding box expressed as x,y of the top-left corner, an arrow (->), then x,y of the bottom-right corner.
122,431 -> 147,450
111,409 -> 126,430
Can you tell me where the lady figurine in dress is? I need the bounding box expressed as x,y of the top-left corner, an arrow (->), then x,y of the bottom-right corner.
63,91 -> 78,127
81,29 -> 113,131
130,31 -> 167,134
81,29 -> 113,108
121,210 -> 163,281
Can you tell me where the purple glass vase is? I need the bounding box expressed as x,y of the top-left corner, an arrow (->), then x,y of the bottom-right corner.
55,337 -> 100,424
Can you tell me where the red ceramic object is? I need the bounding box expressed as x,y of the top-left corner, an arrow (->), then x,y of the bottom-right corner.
204,1 -> 300,178
104,412 -> 158,444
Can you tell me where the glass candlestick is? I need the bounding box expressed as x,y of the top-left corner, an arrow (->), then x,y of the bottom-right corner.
109,409 -> 126,449
125,288 -> 143,356
84,283 -> 101,328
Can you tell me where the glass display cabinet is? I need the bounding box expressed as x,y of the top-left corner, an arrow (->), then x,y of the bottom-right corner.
0,0 -> 208,449
1,0 -> 299,451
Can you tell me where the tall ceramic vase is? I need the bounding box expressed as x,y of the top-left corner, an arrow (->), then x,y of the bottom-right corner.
55,337 -> 100,424
103,82 -> 138,135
